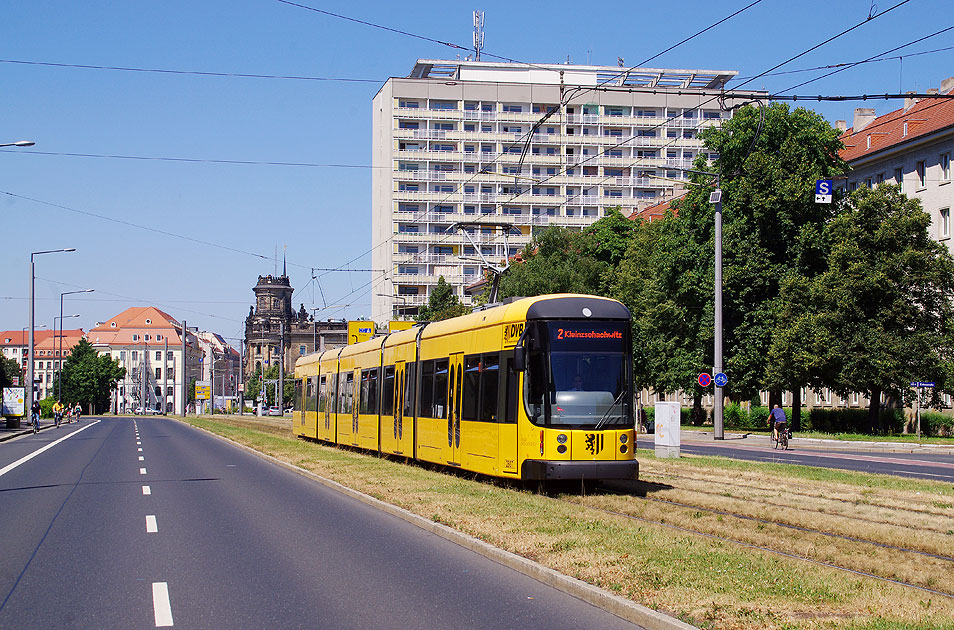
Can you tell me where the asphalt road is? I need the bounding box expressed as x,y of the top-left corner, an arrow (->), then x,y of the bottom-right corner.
0,416 -> 647,629
669,436 -> 954,483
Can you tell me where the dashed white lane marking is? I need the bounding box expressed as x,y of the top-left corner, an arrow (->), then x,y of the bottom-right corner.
0,421 -> 100,479
140,468 -> 147,475
146,515 -> 158,533
152,582 -> 174,627
138,448 -> 143,452
139,456 -> 145,461
142,485 -> 151,495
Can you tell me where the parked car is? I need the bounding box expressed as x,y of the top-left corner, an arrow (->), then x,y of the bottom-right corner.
267,406 -> 283,416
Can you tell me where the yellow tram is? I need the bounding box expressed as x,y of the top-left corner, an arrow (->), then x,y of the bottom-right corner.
292,294 -> 637,481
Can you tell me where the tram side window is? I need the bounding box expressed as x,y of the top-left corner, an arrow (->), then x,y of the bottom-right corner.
480,353 -> 499,422
306,376 -> 317,412
382,366 -> 395,416
403,363 -> 416,417
339,372 -> 353,415
503,356 -> 518,423
462,356 -> 480,421
433,358 -> 449,419
318,376 -> 327,413
294,378 -> 303,411
420,360 -> 435,417
360,368 -> 379,415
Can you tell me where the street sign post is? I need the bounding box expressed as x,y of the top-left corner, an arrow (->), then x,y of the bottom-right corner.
714,372 -> 729,388
698,373 -> 712,387
910,382 -> 935,442
815,179 -> 833,203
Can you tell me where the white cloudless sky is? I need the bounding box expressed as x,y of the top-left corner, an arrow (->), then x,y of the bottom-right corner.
2,0 -> 952,341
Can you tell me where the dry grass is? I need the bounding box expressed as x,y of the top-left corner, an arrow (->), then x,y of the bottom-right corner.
184,415 -> 954,630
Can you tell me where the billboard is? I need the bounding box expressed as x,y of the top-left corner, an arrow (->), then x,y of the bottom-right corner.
2,388 -> 25,417
388,320 -> 415,333
348,321 -> 375,345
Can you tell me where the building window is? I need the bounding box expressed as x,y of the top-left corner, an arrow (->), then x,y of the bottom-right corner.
167,351 -> 174,361
120,351 -> 126,360
155,351 -> 161,361
299,345 -> 306,355
155,367 -> 161,380
132,334 -> 139,341
144,334 -> 151,341
942,208 -> 951,239
916,161 -> 926,188
942,153 -> 951,182
167,386 -> 174,396
132,351 -> 138,361
156,334 -> 162,341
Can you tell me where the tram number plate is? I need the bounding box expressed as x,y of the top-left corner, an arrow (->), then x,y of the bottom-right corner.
502,322 -> 525,346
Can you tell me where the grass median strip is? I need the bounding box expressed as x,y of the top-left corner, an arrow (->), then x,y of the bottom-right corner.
186,416 -> 954,630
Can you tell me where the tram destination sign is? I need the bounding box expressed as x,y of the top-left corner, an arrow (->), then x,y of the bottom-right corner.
548,322 -> 625,351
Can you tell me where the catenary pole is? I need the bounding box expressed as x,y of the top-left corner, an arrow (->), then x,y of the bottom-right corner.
181,319 -> 187,417
711,187 -> 724,440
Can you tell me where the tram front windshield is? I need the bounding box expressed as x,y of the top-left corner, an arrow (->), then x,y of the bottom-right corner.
525,320 -> 632,429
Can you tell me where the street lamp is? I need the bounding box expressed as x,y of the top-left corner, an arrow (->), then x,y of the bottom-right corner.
53,314 -> 80,401
28,248 -> 76,406
376,293 -> 408,320
0,140 -> 35,148
58,289 -> 94,402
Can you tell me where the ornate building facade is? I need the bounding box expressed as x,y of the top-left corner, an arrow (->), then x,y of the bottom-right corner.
243,273 -> 348,382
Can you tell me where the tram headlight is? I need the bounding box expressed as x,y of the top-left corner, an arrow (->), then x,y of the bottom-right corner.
619,434 -> 628,444
556,434 -> 567,444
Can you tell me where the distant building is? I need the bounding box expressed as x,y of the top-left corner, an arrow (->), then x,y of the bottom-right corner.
0,328 -> 83,399
243,272 -> 348,384
839,77 -> 954,254
87,306 -> 203,414
371,58 -> 755,322
196,331 -> 241,411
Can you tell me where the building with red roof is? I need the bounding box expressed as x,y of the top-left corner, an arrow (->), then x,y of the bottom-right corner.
87,306 -> 203,414
838,77 -> 954,251
1,328 -> 83,398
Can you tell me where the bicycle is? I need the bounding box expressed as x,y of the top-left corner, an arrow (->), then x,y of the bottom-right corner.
772,421 -> 789,450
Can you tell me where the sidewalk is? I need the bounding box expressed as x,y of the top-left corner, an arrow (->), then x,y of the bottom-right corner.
0,418 -> 60,442
678,429 -> 954,454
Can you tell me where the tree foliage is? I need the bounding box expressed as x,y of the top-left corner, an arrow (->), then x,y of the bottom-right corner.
416,276 -> 471,322
0,355 -> 21,390
500,208 -> 636,299
797,185 -> 954,430
55,338 -> 125,414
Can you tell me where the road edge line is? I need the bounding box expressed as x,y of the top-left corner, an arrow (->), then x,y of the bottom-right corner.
174,418 -> 697,630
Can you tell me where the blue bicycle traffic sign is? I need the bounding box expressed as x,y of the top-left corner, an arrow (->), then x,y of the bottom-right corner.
714,372 -> 729,387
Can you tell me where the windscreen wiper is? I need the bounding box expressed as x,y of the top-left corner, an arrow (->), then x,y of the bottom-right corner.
594,390 -> 627,430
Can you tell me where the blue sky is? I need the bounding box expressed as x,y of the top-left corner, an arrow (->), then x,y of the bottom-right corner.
2,0 -> 952,343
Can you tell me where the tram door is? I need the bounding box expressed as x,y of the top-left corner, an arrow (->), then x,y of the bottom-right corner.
448,353 -> 463,465
393,361 -> 405,454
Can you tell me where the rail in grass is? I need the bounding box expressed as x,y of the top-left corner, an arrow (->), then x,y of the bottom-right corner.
292,294 -> 637,481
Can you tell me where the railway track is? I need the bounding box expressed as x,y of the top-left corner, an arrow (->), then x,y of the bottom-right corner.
551,468 -> 954,601
570,491 -> 954,601
638,470 -> 954,538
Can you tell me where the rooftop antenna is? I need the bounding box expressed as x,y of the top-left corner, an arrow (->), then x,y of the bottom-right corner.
274,244 -> 278,276
473,10 -> 484,61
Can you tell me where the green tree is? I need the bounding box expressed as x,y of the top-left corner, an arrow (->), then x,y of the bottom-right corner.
243,363 -> 293,407
416,276 -> 471,321
500,210 -> 637,300
805,185 -> 954,431
612,211 -> 713,423
0,355 -> 21,390
55,338 -> 125,414
670,103 -> 847,412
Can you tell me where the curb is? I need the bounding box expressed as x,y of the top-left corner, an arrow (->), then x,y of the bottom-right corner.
0,423 -> 54,442
172,417 -> 697,630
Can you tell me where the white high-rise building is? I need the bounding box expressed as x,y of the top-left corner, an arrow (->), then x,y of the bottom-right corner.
372,59 -> 751,322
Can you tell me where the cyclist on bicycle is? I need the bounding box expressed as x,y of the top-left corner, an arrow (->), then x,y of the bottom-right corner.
31,400 -> 41,433
768,404 -> 787,443
53,400 -> 64,427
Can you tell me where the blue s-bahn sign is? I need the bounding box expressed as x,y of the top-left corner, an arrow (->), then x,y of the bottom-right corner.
815,179 -> 833,204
